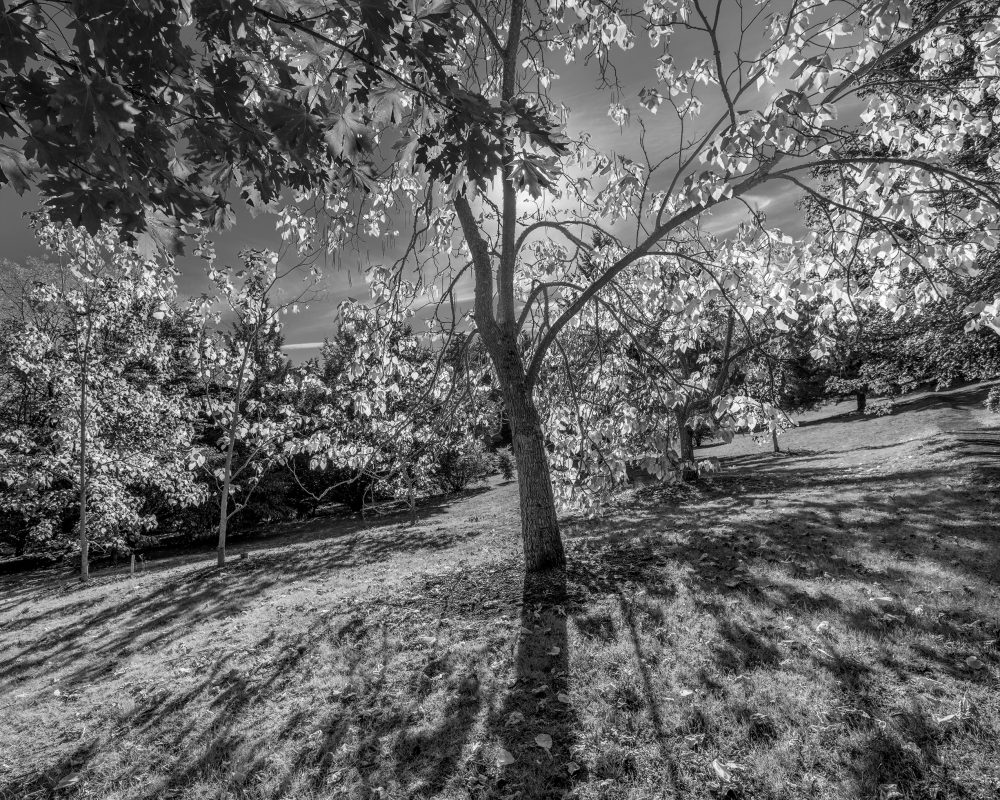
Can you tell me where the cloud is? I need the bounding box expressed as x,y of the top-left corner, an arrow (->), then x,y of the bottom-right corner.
281,341 -> 325,351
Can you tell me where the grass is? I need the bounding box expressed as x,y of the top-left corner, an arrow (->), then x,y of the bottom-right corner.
1,383 -> 999,799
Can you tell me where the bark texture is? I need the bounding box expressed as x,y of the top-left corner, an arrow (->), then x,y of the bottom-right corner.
491,332 -> 565,572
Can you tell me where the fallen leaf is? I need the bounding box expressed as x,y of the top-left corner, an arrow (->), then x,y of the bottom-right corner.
55,774 -> 81,790
567,761 -> 580,775
965,655 -> 986,670
497,748 -> 516,766
815,621 -> 831,634
711,759 -> 732,782
678,689 -> 694,698
548,646 -> 561,656
534,733 -> 552,752
505,711 -> 524,727
556,692 -> 571,704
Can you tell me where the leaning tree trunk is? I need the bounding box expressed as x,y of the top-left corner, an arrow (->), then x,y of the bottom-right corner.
489,331 -> 565,572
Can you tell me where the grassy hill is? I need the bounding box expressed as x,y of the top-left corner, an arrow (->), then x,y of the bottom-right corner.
1,383 -> 999,799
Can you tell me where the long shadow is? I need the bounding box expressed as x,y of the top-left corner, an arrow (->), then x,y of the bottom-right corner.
0,486 -> 497,692
481,567 -> 576,800
798,381 -> 996,428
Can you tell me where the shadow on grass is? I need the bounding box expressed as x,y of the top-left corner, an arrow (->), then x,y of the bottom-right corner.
0,486 -> 493,691
3,407 -> 1000,799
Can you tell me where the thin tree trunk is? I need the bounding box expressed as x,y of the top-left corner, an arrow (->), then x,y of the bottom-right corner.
675,409 -> 697,481
217,419 -> 238,568
771,426 -> 780,453
856,391 -> 867,413
217,348 -> 250,568
79,357 -> 89,582
403,462 -> 416,526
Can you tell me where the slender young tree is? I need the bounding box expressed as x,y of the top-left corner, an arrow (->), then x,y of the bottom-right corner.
190,246 -> 316,567
0,220 -> 203,576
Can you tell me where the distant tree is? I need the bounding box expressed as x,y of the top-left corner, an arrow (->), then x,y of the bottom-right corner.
188,246 -> 314,567
293,270 -> 497,517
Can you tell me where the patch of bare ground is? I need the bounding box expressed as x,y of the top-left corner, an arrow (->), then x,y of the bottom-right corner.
1,383 -> 998,799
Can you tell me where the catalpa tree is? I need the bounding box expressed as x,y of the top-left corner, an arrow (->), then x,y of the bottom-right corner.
325,0 -> 1000,572
4,0 -> 1000,573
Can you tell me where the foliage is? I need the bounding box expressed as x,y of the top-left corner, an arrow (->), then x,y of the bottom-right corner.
494,447 -> 516,482
293,271 -> 499,508
434,437 -> 493,494
0,220 -> 205,558
985,384 -> 1000,413
0,0 -> 464,250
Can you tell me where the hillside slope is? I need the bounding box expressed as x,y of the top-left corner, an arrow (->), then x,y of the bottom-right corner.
1,383 -> 998,800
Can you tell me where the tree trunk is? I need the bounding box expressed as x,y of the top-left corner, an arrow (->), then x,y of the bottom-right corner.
675,410 -> 697,481
217,348 -> 250,568
856,390 -> 867,413
771,426 -> 780,453
490,334 -> 565,573
79,349 -> 89,582
403,462 -> 416,526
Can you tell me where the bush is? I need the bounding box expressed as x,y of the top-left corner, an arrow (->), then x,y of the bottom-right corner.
986,385 -> 1000,414
494,446 -> 515,480
434,438 -> 493,494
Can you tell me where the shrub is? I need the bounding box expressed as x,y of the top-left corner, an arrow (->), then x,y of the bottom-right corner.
986,385 -> 1000,414
434,438 -> 493,494
494,446 -> 516,481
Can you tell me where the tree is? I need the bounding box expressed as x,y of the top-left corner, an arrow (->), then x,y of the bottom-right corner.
4,1 -> 1000,574
290,268 -> 498,518
0,220 -> 204,576
188,245 -> 314,567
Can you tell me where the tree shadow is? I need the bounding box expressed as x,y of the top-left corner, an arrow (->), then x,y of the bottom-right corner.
479,567 -> 577,800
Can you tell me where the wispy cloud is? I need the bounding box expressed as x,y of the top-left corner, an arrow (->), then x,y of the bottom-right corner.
282,341 -> 324,351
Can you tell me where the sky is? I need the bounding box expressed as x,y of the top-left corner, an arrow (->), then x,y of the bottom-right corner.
0,2 -> 810,357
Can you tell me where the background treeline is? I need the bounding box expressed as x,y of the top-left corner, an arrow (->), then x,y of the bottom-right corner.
3,221 -> 999,567
0,221 -> 511,568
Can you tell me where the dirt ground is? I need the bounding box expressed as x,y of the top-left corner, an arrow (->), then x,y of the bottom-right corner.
1,383 -> 998,799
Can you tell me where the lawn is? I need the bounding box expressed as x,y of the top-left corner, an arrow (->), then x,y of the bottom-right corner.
1,383 -> 999,800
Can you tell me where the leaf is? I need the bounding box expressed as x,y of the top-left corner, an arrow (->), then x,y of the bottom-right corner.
325,111 -> 372,163
965,655 -> 985,670
567,761 -> 580,775
497,748 -> 516,766
55,773 -> 81,790
548,646 -> 561,656
0,145 -> 36,194
534,733 -> 552,752
711,759 -> 733,782
556,692 -> 571,704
